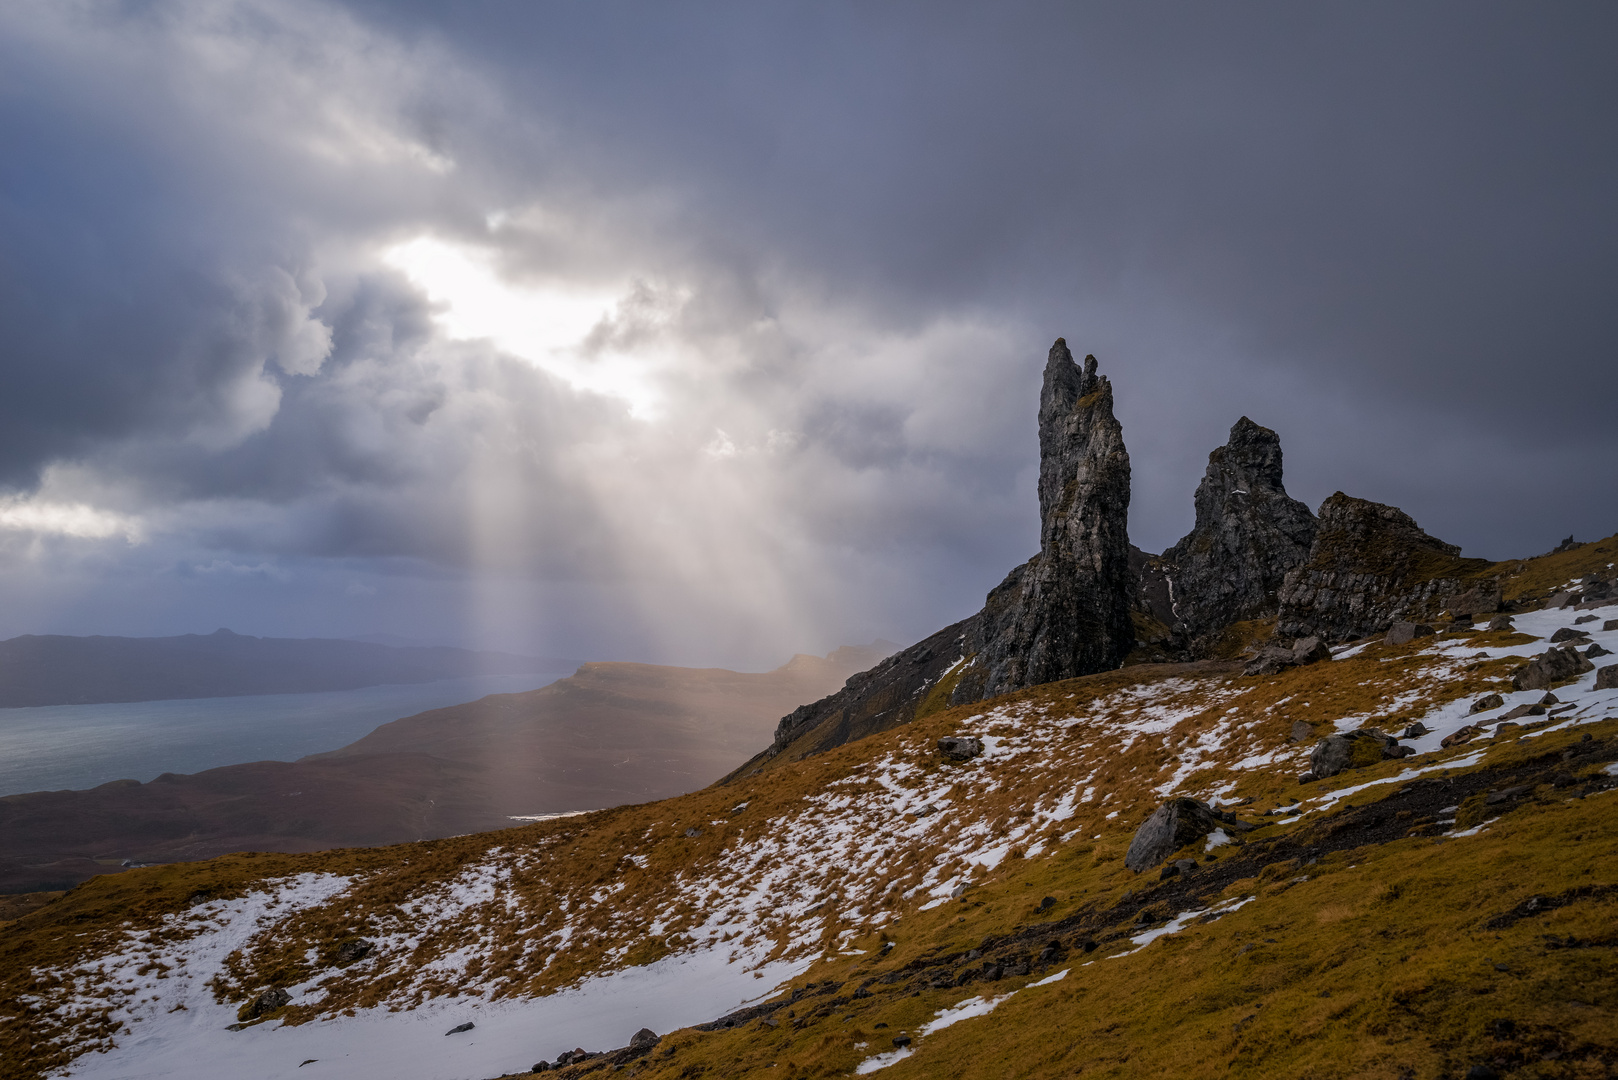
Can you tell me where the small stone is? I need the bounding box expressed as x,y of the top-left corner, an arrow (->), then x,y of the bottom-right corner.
1595,665 -> 1618,691
685,828 -> 702,838
1575,614 -> 1599,625
1488,614 -> 1514,632
1540,692 -> 1560,705
1384,622 -> 1435,646
892,1035 -> 912,1048
1468,693 -> 1504,714
333,939 -> 373,966
444,1022 -> 474,1035
937,736 -> 985,762
1401,721 -> 1431,739
1289,720 -> 1314,742
1039,896 -> 1057,909
244,987 -> 291,1020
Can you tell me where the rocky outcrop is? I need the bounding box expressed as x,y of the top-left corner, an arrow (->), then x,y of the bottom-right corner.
742,341 -> 1136,772
1124,797 -> 1253,872
1511,646 -> 1595,691
1307,728 -> 1411,780
952,342 -> 1135,700
1276,493 -> 1490,642
1161,417 -> 1317,654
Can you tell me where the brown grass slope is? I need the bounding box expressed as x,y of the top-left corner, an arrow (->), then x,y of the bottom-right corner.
0,647 -> 887,895
2,607 -> 1615,1079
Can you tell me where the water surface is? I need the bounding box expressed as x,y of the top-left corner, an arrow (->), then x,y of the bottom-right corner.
0,673 -> 568,796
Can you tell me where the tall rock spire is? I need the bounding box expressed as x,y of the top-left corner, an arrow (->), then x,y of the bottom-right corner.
959,340 -> 1135,698
1161,416 -> 1317,653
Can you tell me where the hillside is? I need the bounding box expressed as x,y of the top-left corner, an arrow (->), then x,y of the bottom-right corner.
0,630 -> 568,708
1,592 -> 1614,1079
0,646 -> 892,894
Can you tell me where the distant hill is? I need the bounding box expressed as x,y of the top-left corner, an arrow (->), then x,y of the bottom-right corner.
0,642 -> 896,892
0,628 -> 574,708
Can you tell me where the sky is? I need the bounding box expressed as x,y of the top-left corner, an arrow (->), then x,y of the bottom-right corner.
0,1 -> 1614,668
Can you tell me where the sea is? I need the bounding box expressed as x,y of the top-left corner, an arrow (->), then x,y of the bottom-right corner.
0,672 -> 570,797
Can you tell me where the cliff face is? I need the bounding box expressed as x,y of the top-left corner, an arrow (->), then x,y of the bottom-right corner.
953,341 -> 1135,700
1161,417 -> 1317,653
745,340 -> 1135,771
1276,492 -> 1489,641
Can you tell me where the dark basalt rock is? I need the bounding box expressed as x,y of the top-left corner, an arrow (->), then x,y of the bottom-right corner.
1310,728 -> 1406,779
937,736 -> 984,762
954,341 -> 1135,699
1276,493 -> 1488,642
1124,797 -> 1253,872
1512,646 -> 1596,691
745,340 -> 1135,771
1160,417 -> 1317,655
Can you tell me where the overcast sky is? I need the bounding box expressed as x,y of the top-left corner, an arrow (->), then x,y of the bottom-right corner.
0,1 -> 1613,667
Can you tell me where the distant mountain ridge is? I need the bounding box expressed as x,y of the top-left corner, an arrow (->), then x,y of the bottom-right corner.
0,629 -> 571,708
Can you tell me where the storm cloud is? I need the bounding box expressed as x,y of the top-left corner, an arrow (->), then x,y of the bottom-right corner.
0,1 -> 1613,667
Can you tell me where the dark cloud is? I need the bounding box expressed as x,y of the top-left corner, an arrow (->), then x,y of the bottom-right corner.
0,1 -> 1613,666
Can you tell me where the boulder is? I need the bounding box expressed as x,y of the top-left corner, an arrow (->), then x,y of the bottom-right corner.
1487,614 -> 1515,632
1441,724 -> 1487,748
1587,643 -> 1611,659
1243,645 -> 1300,677
1124,797 -> 1253,872
445,1022 -> 475,1035
629,1029 -> 660,1051
1539,693 -> 1559,705
1292,636 -> 1331,665
333,939 -> 373,966
1289,720 -> 1315,742
1158,417 -> 1318,655
1596,665 -> 1618,691
1546,592 -> 1575,609
244,987 -> 290,1020
1511,647 -> 1596,691
1401,721 -> 1431,738
1385,622 -> 1436,646
1575,615 -> 1599,625
938,736 -> 985,762
1550,627 -> 1591,643
1309,728 -> 1401,778
1468,693 -> 1503,714
1499,703 -> 1546,721
1606,620 -> 1618,633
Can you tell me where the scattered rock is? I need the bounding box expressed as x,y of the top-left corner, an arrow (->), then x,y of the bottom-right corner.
1289,720 -> 1314,743
1384,622 -> 1436,646
444,1022 -> 474,1036
1587,643 -> 1611,659
1309,728 -> 1403,779
1596,665 -> 1618,691
1039,896 -> 1057,909
1292,636 -> 1331,665
1550,627 -> 1591,643
1243,645 -> 1300,677
938,736 -> 985,762
1441,724 -> 1487,748
1297,770 -> 1317,783
1545,591 -> 1575,609
1484,785 -> 1530,805
1540,693 -> 1560,705
1606,619 -> 1618,632
1511,647 -> 1596,691
1124,797 -> 1253,872
684,828 -> 702,838
1575,614 -> 1599,625
892,1035 -> 913,1048
1401,721 -> 1431,739
629,1028 -> 660,1050
333,939 -> 373,966
1487,614 -> 1514,632
1468,693 -> 1504,714
1500,703 -> 1546,721
243,987 -> 291,1020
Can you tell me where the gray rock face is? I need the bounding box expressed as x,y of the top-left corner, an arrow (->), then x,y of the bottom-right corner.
937,736 -> 984,762
1276,493 -> 1482,642
1385,621 -> 1436,646
956,341 -> 1135,699
1511,646 -> 1596,691
1309,728 -> 1404,779
1124,797 -> 1252,872
1161,417 -> 1317,654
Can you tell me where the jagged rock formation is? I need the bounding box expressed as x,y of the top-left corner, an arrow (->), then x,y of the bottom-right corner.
1160,417 -> 1317,654
1275,493 -> 1490,642
742,340 -> 1135,771
952,341 -> 1135,700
